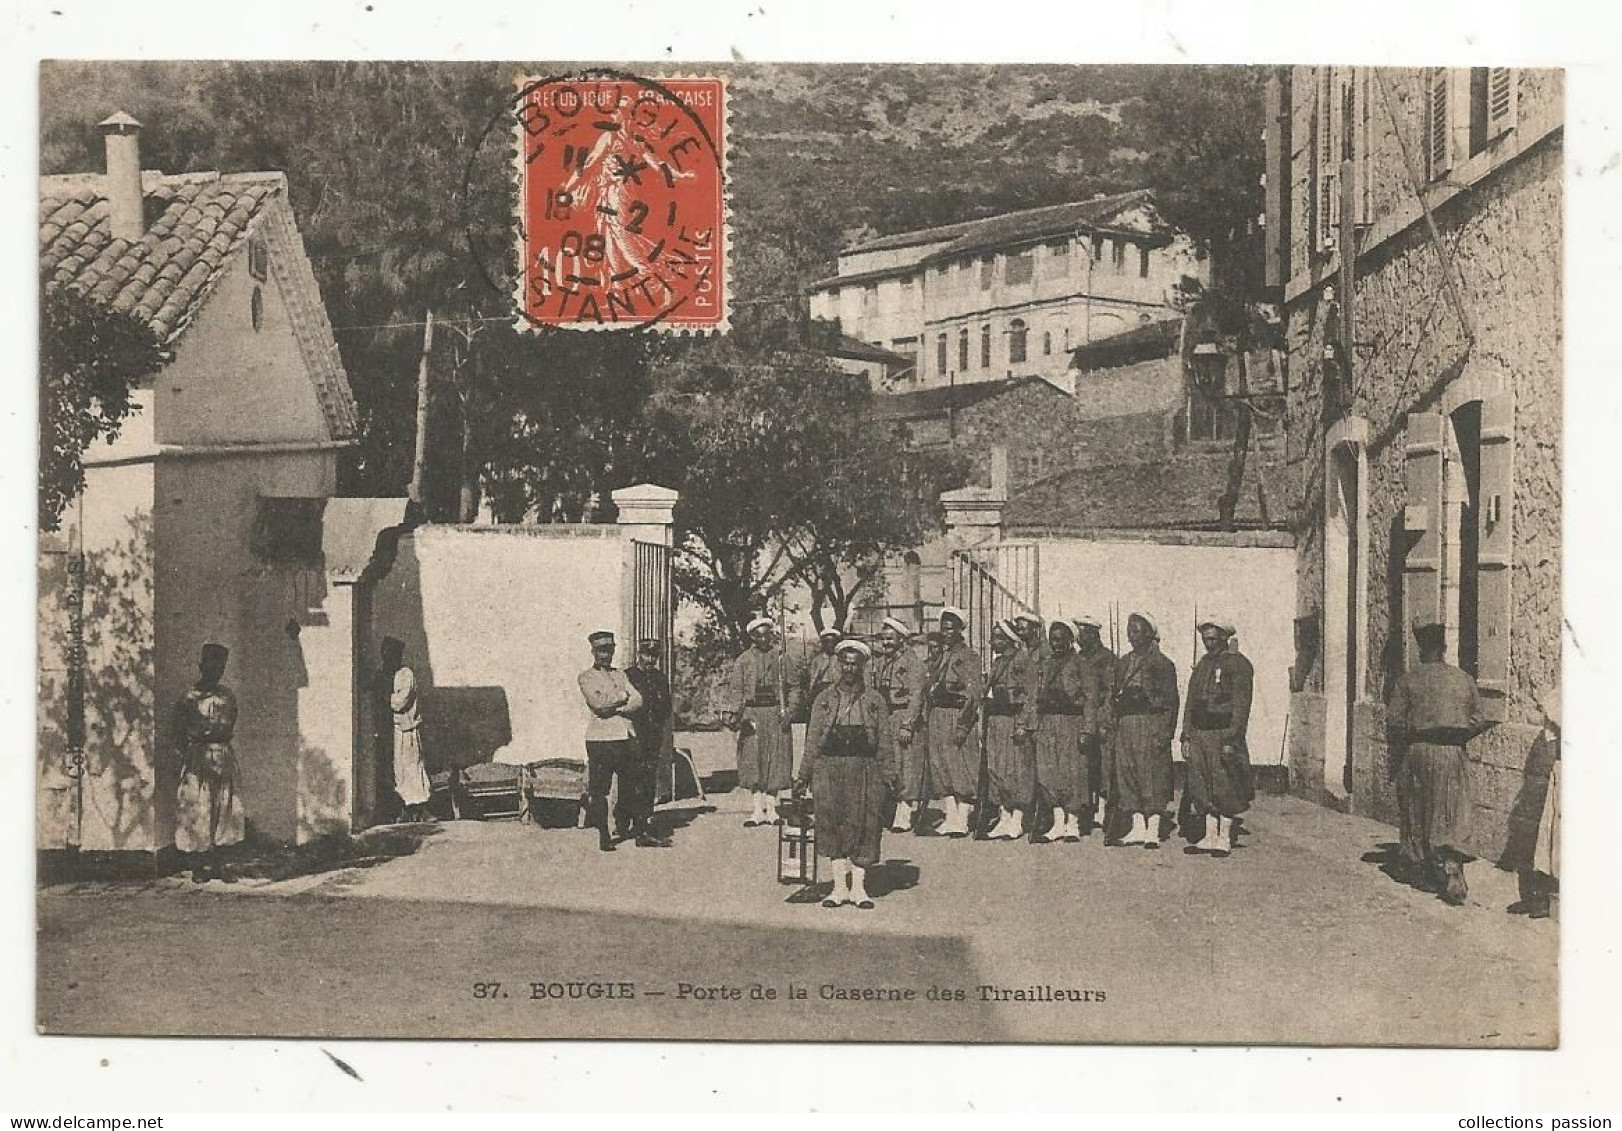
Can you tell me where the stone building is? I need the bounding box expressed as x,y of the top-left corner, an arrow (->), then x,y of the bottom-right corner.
806,191 -> 1207,393
1267,66 -> 1561,867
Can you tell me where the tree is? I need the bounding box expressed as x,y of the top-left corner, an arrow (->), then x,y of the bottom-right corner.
38,285 -> 164,532
642,348 -> 961,650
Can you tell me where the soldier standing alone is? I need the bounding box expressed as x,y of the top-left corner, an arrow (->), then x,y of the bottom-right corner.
1181,617 -> 1254,857
1386,617 -> 1492,904
174,642 -> 244,882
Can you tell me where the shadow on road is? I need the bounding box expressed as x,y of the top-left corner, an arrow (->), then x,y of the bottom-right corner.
39,890 -> 1008,1041
227,821 -> 446,883
1361,840 -> 1442,899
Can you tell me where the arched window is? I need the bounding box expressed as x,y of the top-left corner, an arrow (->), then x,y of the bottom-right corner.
1009,318 -> 1028,364
979,324 -> 992,368
1042,330 -> 1052,356
958,327 -> 969,371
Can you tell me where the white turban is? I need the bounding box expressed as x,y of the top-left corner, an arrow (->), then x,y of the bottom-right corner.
1129,611 -> 1160,640
747,616 -> 774,635
881,617 -> 913,638
939,606 -> 968,629
1197,617 -> 1236,637
993,618 -> 1020,642
835,639 -> 871,661
1072,613 -> 1103,630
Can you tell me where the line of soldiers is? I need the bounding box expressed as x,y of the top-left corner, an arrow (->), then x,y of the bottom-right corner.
725,605 -> 1257,860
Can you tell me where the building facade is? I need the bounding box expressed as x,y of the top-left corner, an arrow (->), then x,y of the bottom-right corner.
1269,66 -> 1562,867
38,114 -> 375,853
807,191 -> 1208,393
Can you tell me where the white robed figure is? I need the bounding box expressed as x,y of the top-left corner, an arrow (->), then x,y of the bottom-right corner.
382,636 -> 432,821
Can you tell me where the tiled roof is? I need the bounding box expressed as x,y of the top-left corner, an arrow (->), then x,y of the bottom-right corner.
40,169 -> 360,443
1069,316 -> 1182,370
872,375 -> 1062,420
830,332 -> 910,365
806,262 -> 922,292
1004,448 -> 1288,533
847,190 -> 1164,258
40,171 -> 282,347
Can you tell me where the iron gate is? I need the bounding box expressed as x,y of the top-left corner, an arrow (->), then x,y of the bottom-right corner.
949,540 -> 1040,668
631,539 -> 675,673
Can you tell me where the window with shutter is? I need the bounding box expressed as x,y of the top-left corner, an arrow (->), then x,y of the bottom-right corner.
1474,395 -> 1514,716
1423,67 -> 1452,182
1008,319 -> 1028,364
1401,412 -> 1447,665
1316,67 -> 1343,251
1486,66 -> 1517,138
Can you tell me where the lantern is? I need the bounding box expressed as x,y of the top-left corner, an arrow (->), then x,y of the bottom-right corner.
777,791 -> 818,886
1190,340 -> 1229,394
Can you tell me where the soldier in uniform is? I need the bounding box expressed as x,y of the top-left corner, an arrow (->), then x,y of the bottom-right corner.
1386,617 -> 1492,904
623,638 -> 674,847
870,617 -> 928,833
799,639 -> 895,909
925,606 -> 984,837
985,619 -> 1036,840
577,630 -> 644,853
1031,619 -> 1087,843
174,643 -> 244,882
1110,612 -> 1180,848
1014,611 -> 1048,668
1072,614 -> 1116,836
803,626 -> 843,714
1181,617 -> 1255,857
724,617 -> 799,828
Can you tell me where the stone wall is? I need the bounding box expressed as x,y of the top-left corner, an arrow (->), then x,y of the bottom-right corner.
1282,67 -> 1562,864
951,380 -> 1175,493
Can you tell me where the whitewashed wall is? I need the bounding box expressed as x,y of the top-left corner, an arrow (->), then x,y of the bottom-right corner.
370,526 -> 628,769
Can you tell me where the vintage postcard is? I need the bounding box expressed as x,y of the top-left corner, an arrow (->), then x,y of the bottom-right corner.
34,59 -> 1561,1046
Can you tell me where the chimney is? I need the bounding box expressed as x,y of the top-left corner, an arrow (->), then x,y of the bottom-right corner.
98,111 -> 144,243
989,445 -> 1009,497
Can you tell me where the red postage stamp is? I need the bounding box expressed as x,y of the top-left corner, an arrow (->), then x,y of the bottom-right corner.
514,72 -> 727,332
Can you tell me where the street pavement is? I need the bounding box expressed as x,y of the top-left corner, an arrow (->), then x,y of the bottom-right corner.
37,788 -> 1555,1045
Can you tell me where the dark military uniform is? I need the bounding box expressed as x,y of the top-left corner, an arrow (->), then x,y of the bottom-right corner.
871,643 -> 928,803
1388,659 -> 1483,865
1075,637 -> 1116,821
985,645 -> 1036,809
1181,646 -> 1256,819
925,640 -> 984,801
1111,645 -> 1179,815
727,644 -> 799,794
